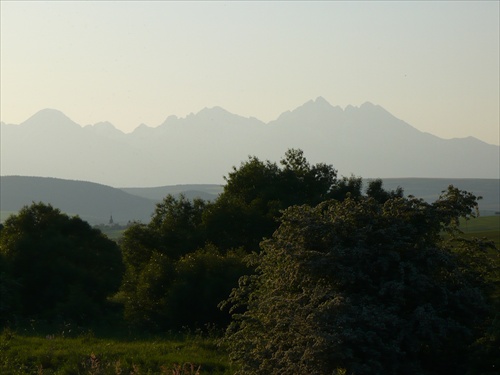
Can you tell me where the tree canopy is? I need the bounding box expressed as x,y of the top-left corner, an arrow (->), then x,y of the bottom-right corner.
203,149 -> 363,251
117,149 -> 366,329
116,195 -> 250,329
223,186 -> 498,375
0,202 -> 123,324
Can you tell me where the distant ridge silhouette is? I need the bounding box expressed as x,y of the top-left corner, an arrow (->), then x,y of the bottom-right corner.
1,176 -> 498,226
0,176 -> 156,224
1,99 -> 498,186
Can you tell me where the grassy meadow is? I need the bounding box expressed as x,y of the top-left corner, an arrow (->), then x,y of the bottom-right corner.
0,327 -> 232,375
460,215 -> 500,247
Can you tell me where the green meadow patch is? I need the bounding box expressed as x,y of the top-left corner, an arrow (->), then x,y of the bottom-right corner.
98,227 -> 127,241
460,215 -> 500,247
0,328 -> 232,375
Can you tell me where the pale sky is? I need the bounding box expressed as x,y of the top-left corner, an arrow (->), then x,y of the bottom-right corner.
1,1 -> 499,145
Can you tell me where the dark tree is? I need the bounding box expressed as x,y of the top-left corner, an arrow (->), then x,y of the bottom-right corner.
148,194 -> 207,260
223,187 -> 497,375
0,203 -> 123,324
116,194 -> 251,329
161,244 -> 250,328
366,178 -> 404,203
116,150 -> 391,330
203,149 -> 362,251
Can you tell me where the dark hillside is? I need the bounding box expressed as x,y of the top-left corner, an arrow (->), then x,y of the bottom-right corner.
1,176 -> 497,226
0,176 -> 155,225
121,184 -> 223,201
378,178 -> 499,216
124,178 -> 500,216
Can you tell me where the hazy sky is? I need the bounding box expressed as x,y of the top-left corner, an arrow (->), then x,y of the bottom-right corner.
1,1 -> 499,145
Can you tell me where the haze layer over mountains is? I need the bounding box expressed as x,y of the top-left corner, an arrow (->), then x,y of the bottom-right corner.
1,97 -> 498,187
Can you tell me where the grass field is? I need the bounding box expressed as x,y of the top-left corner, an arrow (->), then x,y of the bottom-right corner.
98,227 -> 127,241
0,327 -> 232,375
460,215 -> 500,247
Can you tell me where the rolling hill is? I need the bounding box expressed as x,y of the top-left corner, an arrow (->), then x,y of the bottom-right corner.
0,176 -> 156,225
1,176 -> 498,226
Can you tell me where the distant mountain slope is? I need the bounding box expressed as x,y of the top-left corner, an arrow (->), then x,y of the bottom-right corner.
1,177 -> 497,227
378,178 -> 499,216
1,99 -> 498,186
123,178 -> 499,215
121,184 -> 223,201
0,176 -> 156,225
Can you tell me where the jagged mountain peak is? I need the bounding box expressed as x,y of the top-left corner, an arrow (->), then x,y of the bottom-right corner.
21,108 -> 81,129
344,102 -> 377,111
273,97 -> 342,124
92,121 -> 116,129
197,106 -> 233,118
3,100 -> 498,185
84,121 -> 125,137
343,101 -> 397,120
131,123 -> 154,134
159,105 -> 265,128
300,96 -> 335,109
360,101 -> 376,108
196,106 -> 265,122
313,96 -> 331,106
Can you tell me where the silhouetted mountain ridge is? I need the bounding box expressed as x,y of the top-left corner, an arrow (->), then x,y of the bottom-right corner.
21,108 -> 81,130
1,99 -> 498,186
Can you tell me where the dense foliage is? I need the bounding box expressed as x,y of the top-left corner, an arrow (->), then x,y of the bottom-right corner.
116,149 -> 368,329
0,203 -> 123,324
203,149 -> 363,251
223,187 -> 498,375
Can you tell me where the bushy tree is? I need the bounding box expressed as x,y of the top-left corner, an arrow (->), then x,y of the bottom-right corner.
162,244 -> 250,328
116,194 -> 249,330
0,203 -> 123,324
116,194 -> 203,328
116,241 -> 248,330
204,149 -> 362,251
117,150 -> 389,330
366,178 -> 404,203
148,194 -> 207,260
223,187 -> 497,375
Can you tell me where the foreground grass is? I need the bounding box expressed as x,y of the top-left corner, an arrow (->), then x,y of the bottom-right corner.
0,328 -> 232,375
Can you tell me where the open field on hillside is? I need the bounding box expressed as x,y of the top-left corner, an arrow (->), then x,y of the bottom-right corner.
460,215 -> 500,247
96,215 -> 499,246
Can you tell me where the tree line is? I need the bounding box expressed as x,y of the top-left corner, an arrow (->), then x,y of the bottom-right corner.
0,149 -> 498,374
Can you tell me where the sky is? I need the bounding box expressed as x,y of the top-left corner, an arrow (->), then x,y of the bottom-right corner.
1,1 -> 499,145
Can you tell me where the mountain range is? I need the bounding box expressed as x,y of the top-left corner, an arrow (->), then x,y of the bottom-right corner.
1,97 -> 499,187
